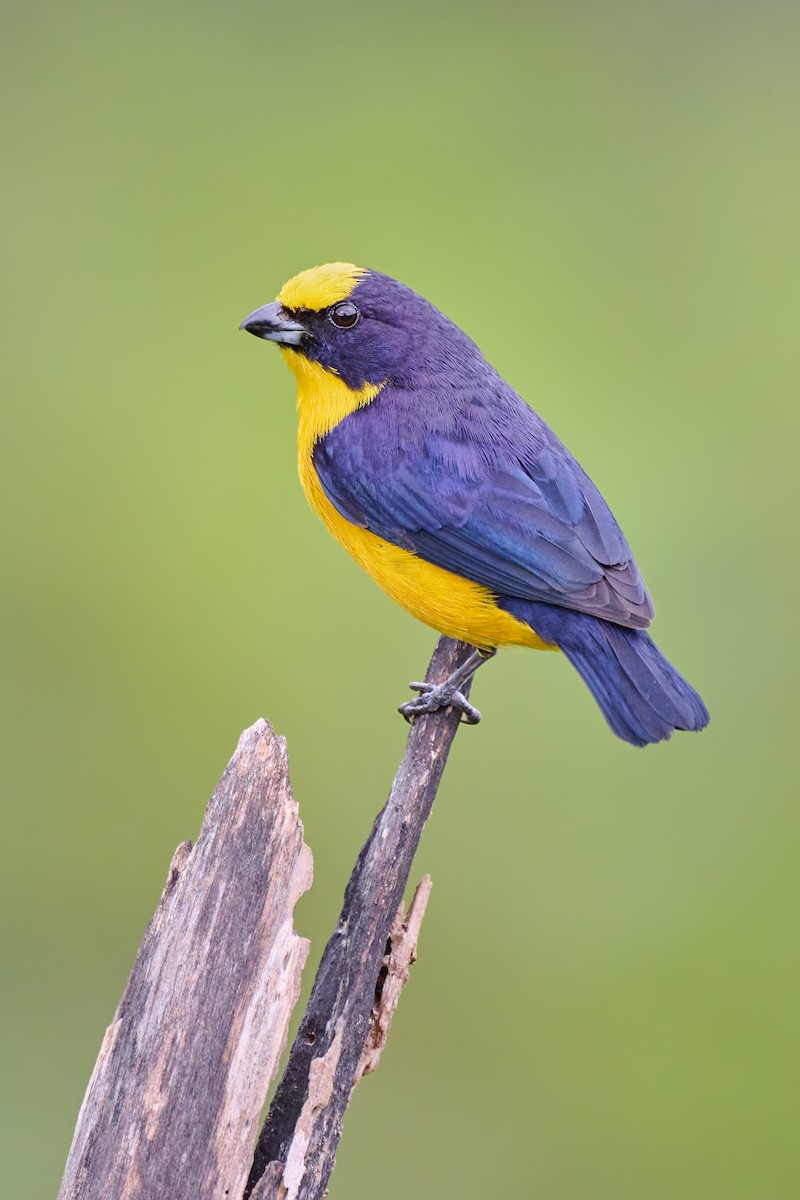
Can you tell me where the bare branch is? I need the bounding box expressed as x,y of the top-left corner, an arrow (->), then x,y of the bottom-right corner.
247,637 -> 476,1200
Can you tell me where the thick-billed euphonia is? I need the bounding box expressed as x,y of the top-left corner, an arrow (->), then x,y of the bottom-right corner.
241,263 -> 708,746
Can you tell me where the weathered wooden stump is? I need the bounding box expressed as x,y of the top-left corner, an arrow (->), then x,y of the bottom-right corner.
59,638 -> 475,1200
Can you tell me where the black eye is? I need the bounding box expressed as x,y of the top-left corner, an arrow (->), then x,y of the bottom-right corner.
329,301 -> 360,329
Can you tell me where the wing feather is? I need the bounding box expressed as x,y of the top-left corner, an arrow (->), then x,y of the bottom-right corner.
313,382 -> 654,629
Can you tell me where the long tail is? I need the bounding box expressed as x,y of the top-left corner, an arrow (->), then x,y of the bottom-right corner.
501,600 -> 710,747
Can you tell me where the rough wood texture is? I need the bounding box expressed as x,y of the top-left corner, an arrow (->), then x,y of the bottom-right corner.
354,875 -> 433,1084
58,720 -> 313,1200
247,637 -> 476,1200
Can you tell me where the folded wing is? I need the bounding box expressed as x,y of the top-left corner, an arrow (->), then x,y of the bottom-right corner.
313,384 -> 655,629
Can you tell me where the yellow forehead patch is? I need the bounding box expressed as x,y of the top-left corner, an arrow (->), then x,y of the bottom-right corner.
278,262 -> 367,312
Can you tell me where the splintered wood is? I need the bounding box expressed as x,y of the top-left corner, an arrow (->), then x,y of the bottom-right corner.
58,720 -> 312,1200
355,876 -> 433,1083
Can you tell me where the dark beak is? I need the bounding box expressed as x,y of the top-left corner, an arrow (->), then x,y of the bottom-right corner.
239,301 -> 306,346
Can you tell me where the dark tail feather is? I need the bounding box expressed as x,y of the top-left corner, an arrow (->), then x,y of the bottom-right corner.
501,600 -> 710,747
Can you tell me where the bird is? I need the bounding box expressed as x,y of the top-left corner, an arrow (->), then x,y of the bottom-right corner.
240,262 -> 709,747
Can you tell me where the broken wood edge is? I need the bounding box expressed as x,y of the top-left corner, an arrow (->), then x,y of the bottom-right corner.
251,876 -> 432,1200
354,875 -> 433,1084
58,719 -> 313,1200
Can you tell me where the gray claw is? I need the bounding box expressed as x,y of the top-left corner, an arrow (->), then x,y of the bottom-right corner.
398,681 -> 482,725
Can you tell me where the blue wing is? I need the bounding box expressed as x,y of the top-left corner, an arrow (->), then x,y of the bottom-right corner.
313,381 -> 654,629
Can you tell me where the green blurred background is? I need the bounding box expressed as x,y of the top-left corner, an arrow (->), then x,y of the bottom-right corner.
2,2 -> 798,1196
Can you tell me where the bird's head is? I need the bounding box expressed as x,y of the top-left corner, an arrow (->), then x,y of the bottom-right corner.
240,263 -> 480,390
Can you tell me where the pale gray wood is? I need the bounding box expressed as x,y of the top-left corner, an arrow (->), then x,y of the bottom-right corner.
58,719 -> 313,1200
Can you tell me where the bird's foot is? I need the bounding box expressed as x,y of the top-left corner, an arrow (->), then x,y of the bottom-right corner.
399,680 -> 482,725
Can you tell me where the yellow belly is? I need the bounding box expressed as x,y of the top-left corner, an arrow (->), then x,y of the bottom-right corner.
283,348 -> 551,651
343,524 -> 544,647
299,446 -> 550,651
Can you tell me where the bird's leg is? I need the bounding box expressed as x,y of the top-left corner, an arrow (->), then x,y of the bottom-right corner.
399,647 -> 497,725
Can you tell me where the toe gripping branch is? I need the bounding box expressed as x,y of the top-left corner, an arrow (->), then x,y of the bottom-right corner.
398,647 -> 497,725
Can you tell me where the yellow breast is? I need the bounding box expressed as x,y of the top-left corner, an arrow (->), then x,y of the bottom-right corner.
282,350 -> 550,652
